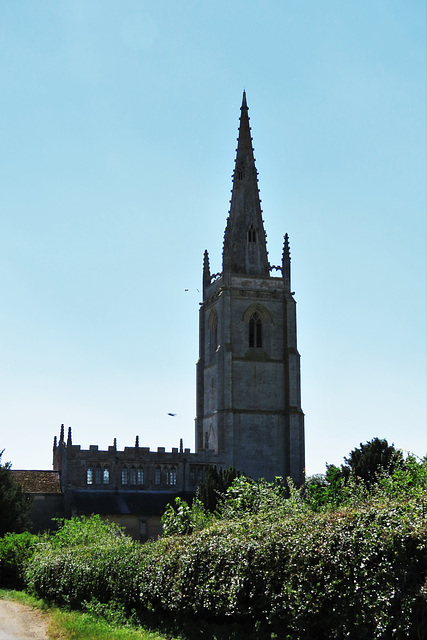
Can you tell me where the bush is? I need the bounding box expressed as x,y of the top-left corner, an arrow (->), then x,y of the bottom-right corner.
25,498 -> 427,639
0,531 -> 38,589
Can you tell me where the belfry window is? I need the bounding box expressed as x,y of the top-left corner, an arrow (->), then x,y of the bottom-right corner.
248,224 -> 256,243
249,312 -> 262,348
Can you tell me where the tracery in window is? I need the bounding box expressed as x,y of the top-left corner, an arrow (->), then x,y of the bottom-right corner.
95,466 -> 102,485
154,467 -> 161,485
137,468 -> 144,485
249,312 -> 262,348
167,467 -> 177,486
103,468 -> 110,484
129,467 -> 136,485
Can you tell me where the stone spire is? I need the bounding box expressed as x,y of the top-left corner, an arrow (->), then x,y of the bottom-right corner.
222,91 -> 269,276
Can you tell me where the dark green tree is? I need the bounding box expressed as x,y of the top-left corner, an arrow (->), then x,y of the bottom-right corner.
343,437 -> 403,485
198,465 -> 240,513
0,451 -> 32,536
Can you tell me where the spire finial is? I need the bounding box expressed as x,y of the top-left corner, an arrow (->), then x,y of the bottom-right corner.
203,249 -> 211,294
67,426 -> 72,447
282,233 -> 291,292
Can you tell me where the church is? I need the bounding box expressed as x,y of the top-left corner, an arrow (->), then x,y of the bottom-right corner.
15,93 -> 305,539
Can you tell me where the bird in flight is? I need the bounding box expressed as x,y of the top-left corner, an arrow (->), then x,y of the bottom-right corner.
167,413 -> 177,417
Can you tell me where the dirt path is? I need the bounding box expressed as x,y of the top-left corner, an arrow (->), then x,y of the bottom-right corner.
0,600 -> 49,640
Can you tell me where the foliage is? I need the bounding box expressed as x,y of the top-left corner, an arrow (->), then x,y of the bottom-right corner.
162,497 -> 213,536
343,437 -> 404,484
46,514 -> 126,549
219,475 -> 289,519
23,469 -> 427,639
300,438 -> 413,512
197,466 -> 240,513
0,532 -> 38,589
0,450 -> 32,536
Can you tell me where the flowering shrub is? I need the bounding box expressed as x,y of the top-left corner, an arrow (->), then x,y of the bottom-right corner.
0,531 -> 38,588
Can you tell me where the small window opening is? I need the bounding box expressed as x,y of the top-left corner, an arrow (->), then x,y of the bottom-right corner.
249,312 -> 262,348
248,225 -> 256,243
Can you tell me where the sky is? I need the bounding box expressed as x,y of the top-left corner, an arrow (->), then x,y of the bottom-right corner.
0,1 -> 425,476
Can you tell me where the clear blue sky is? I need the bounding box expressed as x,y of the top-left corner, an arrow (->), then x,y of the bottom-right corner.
1,1 -> 425,475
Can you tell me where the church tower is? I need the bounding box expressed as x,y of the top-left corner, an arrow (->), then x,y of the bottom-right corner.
195,92 -> 305,483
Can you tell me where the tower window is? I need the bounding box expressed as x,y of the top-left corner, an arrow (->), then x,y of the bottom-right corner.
249,312 -> 262,348
248,225 -> 256,243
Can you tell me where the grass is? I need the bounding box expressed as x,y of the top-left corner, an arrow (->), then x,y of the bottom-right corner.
0,590 -> 173,640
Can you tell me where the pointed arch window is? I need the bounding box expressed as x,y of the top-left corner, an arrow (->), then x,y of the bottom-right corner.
137,468 -> 144,485
121,467 -> 128,485
248,224 -> 256,243
86,468 -> 93,485
154,466 -> 161,485
129,466 -> 136,485
95,466 -> 102,485
249,312 -> 262,348
103,468 -> 110,485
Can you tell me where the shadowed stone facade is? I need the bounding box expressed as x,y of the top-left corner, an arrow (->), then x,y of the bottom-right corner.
17,92 -> 305,538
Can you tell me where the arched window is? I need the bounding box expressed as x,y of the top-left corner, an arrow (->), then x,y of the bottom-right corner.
86,468 -> 93,485
167,467 -> 177,486
154,466 -> 161,485
129,467 -> 136,485
121,467 -> 128,485
95,466 -> 102,484
103,468 -> 110,484
248,224 -> 256,243
249,312 -> 262,348
137,468 -> 144,485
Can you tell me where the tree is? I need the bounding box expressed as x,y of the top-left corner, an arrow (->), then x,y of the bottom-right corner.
198,466 -> 240,513
0,451 -> 32,536
343,437 -> 403,485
